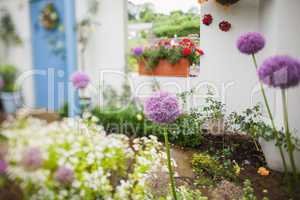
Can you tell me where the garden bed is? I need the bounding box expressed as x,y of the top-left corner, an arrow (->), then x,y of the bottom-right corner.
172,133 -> 295,200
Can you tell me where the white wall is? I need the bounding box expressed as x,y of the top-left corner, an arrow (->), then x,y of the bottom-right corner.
259,0 -> 300,136
75,0 -> 127,105
0,0 -> 34,108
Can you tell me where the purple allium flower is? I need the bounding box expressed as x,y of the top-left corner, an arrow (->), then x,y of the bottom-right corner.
133,47 -> 144,56
0,160 -> 7,174
258,55 -> 300,89
55,166 -> 74,185
144,91 -> 181,124
71,71 -> 90,89
21,147 -> 43,171
237,32 -> 265,54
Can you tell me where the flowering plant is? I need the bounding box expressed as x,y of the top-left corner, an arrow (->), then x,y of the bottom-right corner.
133,38 -> 203,70
1,117 -> 174,200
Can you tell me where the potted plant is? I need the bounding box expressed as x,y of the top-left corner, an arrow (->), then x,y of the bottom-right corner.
133,38 -> 204,77
0,65 -> 22,114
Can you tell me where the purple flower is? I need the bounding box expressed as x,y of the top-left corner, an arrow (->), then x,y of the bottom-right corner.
133,47 -> 144,56
0,160 -> 7,174
71,71 -> 90,89
55,166 -> 74,185
21,147 -> 43,171
144,91 -> 181,124
258,55 -> 300,89
237,32 -> 265,54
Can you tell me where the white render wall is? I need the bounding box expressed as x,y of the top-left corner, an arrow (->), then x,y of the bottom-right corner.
75,0 -> 128,104
0,0 -> 34,108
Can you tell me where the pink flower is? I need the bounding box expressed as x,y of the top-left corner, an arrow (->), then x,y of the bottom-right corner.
71,71 -> 90,89
21,147 -> 43,171
144,91 -> 181,124
0,160 -> 7,174
55,166 -> 74,185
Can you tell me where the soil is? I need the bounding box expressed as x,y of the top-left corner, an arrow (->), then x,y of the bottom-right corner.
172,133 -> 300,200
0,179 -> 23,200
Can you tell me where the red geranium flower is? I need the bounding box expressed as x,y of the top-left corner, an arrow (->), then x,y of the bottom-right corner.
219,21 -> 231,32
182,48 -> 192,56
182,38 -> 192,43
202,14 -> 213,26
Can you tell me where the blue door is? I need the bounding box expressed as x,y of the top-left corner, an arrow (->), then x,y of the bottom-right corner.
30,0 -> 77,113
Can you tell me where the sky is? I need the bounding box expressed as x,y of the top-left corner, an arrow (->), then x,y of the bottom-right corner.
129,0 -> 200,14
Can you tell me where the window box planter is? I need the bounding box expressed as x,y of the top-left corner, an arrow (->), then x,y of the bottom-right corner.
138,58 -> 190,77
133,38 -> 203,78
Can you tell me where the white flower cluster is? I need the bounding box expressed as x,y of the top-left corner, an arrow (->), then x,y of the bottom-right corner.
2,117 -> 169,200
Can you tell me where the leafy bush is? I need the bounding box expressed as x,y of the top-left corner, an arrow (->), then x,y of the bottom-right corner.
176,186 -> 208,200
0,64 -> 18,92
2,117 -> 172,200
241,179 -> 257,200
92,105 -> 204,148
153,14 -> 200,38
191,153 -> 236,184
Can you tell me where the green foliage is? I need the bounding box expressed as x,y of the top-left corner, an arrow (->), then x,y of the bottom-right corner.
227,104 -> 274,140
176,186 -> 208,200
191,153 -> 236,185
241,179 -> 257,200
58,102 -> 69,118
153,13 -> 200,38
0,64 -> 18,92
92,105 -> 204,148
202,91 -> 226,121
0,12 -> 22,47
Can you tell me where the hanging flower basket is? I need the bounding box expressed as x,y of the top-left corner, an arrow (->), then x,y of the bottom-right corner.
133,38 -> 204,77
215,0 -> 240,6
39,3 -> 60,30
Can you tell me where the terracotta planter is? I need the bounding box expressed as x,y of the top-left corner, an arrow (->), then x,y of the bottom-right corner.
139,58 -> 190,77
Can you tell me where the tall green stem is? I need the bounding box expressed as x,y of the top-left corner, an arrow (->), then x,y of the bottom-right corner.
251,54 -> 288,174
164,128 -> 177,200
281,89 -> 299,186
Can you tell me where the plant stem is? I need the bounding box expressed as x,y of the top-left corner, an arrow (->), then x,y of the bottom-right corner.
281,89 -> 299,186
164,127 -> 177,200
251,54 -> 288,174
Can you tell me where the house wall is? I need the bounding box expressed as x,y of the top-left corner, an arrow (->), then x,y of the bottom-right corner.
0,0 -> 34,108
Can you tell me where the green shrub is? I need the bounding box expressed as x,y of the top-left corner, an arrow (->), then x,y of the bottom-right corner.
91,105 -> 204,148
191,153 -> 236,184
0,64 -> 18,92
176,186 -> 208,200
241,179 -> 257,200
153,14 -> 200,38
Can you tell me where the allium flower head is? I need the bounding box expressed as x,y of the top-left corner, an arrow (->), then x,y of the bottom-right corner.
21,147 -> 43,171
237,32 -> 265,54
258,55 -> 300,89
0,160 -> 7,174
144,91 -> 181,124
133,47 -> 144,56
71,71 -> 90,89
55,166 -> 74,185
